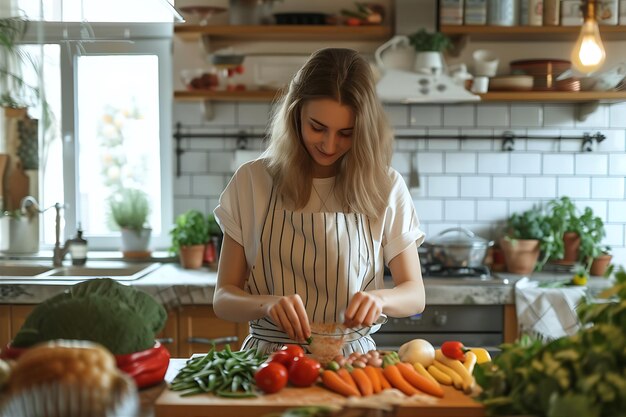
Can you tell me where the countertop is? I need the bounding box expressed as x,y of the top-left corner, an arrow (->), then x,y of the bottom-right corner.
0,259 -> 613,307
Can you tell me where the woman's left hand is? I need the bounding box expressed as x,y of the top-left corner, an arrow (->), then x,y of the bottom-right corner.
343,292 -> 383,328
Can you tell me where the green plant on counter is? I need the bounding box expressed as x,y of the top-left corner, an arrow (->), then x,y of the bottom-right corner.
407,29 -> 452,52
504,206 -> 556,271
207,213 -> 222,238
475,266 -> 626,417
544,196 -> 606,270
109,187 -> 150,231
169,209 -> 209,254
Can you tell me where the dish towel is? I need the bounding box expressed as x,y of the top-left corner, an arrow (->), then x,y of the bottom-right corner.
515,277 -> 586,341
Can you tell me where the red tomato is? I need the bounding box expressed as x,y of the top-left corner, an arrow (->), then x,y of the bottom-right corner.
254,362 -> 288,394
268,344 -> 304,369
288,356 -> 321,387
441,341 -> 467,361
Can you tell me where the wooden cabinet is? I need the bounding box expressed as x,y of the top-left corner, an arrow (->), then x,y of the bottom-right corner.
0,306 -> 11,350
156,310 -> 179,358
177,305 -> 248,358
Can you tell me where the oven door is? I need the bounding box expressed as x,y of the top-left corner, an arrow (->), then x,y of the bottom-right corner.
370,304 -> 504,357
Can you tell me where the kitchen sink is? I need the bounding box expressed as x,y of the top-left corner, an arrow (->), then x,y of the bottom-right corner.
0,260 -> 161,281
0,263 -> 54,277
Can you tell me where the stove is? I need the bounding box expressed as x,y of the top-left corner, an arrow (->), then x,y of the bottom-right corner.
374,264 -> 507,355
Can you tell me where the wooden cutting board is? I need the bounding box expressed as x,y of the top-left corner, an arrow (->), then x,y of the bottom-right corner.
154,384 -> 485,417
4,159 -> 29,211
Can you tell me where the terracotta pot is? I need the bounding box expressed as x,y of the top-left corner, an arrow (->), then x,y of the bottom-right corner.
562,231 -> 581,263
590,254 -> 612,276
179,244 -> 205,269
500,238 -> 540,275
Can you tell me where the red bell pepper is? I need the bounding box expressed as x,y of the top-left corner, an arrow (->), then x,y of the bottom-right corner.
116,342 -> 171,389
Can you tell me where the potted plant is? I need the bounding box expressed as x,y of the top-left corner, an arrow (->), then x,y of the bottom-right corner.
500,206 -> 554,274
545,196 -> 580,264
109,188 -> 151,256
203,213 -> 223,269
589,245 -> 612,277
170,210 -> 209,269
407,29 -> 452,75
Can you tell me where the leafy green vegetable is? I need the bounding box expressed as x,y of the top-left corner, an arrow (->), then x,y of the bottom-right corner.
12,278 -> 166,354
475,267 -> 626,417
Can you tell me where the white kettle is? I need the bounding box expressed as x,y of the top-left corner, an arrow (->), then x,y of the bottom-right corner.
374,35 -> 416,72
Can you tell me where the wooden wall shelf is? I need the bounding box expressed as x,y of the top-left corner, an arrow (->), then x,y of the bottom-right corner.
175,89 -> 280,102
174,24 -> 393,42
440,25 -> 626,41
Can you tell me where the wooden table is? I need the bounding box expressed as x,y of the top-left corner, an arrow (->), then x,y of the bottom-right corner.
153,360 -> 485,417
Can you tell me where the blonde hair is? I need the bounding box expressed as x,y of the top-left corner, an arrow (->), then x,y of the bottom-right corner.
263,48 -> 393,219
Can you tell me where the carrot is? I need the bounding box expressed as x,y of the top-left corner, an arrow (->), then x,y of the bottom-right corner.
321,370 -> 361,397
382,364 -> 420,396
351,368 -> 374,396
396,362 -> 444,398
375,367 -> 392,390
363,366 -> 382,394
337,368 -> 359,392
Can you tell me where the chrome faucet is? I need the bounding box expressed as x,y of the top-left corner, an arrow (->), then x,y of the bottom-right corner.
52,203 -> 70,267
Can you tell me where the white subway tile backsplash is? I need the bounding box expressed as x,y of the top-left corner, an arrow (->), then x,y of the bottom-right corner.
575,154 -> 608,175
476,200 -> 508,221
427,176 -> 460,197
443,105 -> 475,127
461,176 -> 491,197
391,152 -> 411,174
604,224 -> 624,246
525,139 -> 555,152
510,153 -> 541,174
558,177 -> 591,198
208,151 -> 238,173
394,129 -> 427,150
544,154 -> 575,175
416,152 -> 444,173
609,103 -> 626,128
591,177 -> 625,199
445,200 -> 476,221
180,151 -> 209,173
575,200 -> 607,220
526,176 -> 556,198
609,154 -> 626,175
384,104 -> 410,126
427,129 -> 460,150
191,175 -> 226,196
478,153 -> 509,174
509,200 -> 540,216
410,105 -> 442,127
493,177 -> 524,198
428,223 -> 462,237
543,105 -> 575,127
461,139 -> 493,151
173,175 -> 191,195
608,201 -> 626,222
445,153 -> 476,173
477,105 -> 509,127
237,103 -> 272,126
174,198 -> 209,218
559,139 -> 583,152
511,105 -> 542,127
415,199 -> 443,221
597,130 -> 626,152
575,105 -> 609,128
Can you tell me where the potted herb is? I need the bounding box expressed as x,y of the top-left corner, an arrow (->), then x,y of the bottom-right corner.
407,29 -> 452,75
500,206 -> 555,274
109,188 -> 151,255
545,196 -> 580,264
589,245 -> 612,277
170,210 -> 209,269
203,213 -> 223,269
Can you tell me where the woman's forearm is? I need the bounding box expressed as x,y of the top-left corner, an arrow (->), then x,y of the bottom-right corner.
213,284 -> 281,323
369,280 -> 425,317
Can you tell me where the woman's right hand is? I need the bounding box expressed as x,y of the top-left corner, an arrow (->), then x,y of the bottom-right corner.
267,294 -> 311,343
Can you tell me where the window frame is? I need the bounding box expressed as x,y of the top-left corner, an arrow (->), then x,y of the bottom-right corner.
22,22 -> 174,250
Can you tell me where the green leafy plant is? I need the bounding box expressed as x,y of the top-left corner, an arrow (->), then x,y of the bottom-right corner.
109,188 -> 150,231
407,29 -> 452,52
169,210 -> 209,254
504,206 -> 556,271
544,197 -> 606,270
207,213 -> 222,238
475,267 -> 626,417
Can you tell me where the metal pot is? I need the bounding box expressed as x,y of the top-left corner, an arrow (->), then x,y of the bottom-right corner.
423,227 -> 494,268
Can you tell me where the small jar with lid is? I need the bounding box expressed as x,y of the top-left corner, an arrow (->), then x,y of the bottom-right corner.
69,225 -> 88,266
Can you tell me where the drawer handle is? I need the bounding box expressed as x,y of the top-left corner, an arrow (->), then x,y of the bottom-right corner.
156,337 -> 174,345
187,336 -> 238,345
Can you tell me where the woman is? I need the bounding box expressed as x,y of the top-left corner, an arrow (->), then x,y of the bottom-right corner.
213,48 -> 425,356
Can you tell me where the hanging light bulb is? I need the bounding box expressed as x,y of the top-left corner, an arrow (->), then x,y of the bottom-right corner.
571,0 -> 606,73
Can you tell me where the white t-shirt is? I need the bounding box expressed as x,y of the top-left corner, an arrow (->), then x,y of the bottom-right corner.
214,158 -> 425,269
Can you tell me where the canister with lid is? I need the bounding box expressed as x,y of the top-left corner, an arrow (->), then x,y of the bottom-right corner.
488,0 -> 518,26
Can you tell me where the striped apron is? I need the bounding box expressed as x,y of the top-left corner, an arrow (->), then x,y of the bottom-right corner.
240,187 -> 384,356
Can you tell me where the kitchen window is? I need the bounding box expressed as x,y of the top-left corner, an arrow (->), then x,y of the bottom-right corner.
16,1 -> 176,250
